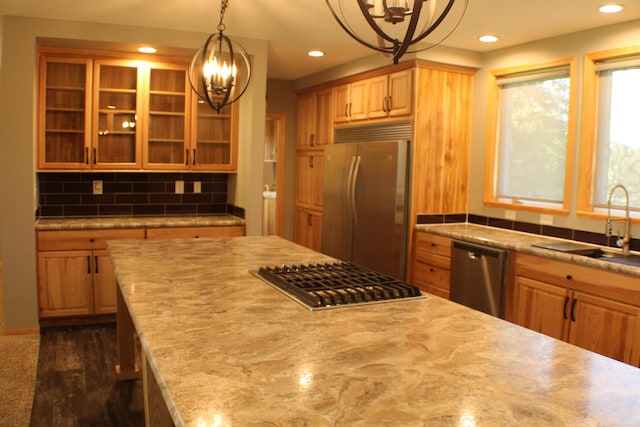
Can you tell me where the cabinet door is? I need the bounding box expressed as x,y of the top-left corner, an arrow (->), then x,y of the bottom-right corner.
190,99 -> 239,171
388,69 -> 413,117
297,92 -> 316,148
413,255 -> 450,299
366,75 -> 389,119
295,151 -> 323,210
37,250 -> 93,318
570,291 -> 640,365
333,84 -> 350,123
93,59 -> 144,169
143,62 -> 190,170
314,89 -> 333,146
514,275 -> 569,341
293,208 -> 322,251
93,250 -> 117,314
38,56 -> 92,169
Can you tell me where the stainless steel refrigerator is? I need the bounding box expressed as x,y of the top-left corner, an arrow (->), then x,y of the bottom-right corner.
321,139 -> 410,279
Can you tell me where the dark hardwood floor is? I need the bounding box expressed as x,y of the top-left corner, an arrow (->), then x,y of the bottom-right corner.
30,324 -> 144,427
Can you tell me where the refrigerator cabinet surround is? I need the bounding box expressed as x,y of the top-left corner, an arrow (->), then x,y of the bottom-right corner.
321,140 -> 410,279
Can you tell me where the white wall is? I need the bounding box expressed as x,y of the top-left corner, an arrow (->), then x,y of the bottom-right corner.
0,16 -> 267,330
469,19 -> 640,237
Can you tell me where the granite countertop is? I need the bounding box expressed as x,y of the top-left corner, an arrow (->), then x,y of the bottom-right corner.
416,222 -> 640,277
108,235 -> 640,426
34,215 -> 244,231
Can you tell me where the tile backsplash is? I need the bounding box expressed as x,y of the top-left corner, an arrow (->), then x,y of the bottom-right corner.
37,172 -> 242,218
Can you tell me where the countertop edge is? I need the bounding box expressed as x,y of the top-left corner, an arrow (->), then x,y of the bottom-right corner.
34,215 -> 245,231
416,223 -> 640,277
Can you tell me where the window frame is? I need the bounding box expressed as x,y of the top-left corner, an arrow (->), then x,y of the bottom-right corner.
577,45 -> 640,220
483,57 -> 578,215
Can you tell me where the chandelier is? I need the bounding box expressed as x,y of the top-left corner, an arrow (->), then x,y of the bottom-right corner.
325,0 -> 468,64
189,0 -> 251,113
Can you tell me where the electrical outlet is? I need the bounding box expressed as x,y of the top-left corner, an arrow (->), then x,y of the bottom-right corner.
193,181 -> 201,193
92,180 -> 103,195
504,210 -> 516,221
175,180 -> 184,194
540,213 -> 554,226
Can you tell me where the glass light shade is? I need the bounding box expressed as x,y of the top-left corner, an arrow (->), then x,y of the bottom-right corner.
189,31 -> 251,113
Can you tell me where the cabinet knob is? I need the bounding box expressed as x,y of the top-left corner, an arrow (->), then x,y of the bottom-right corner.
89,238 -> 95,243
429,267 -> 435,273
566,274 -> 573,280
431,243 -> 436,247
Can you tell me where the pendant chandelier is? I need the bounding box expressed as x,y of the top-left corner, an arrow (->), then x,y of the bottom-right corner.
189,0 -> 251,113
325,0 -> 468,64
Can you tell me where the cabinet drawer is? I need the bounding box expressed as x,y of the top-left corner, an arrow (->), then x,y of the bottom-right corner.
37,229 -> 145,251
145,226 -> 245,240
414,254 -> 451,296
415,232 -> 451,258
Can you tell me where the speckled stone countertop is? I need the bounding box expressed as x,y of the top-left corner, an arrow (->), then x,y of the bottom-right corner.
108,235 -> 640,426
34,215 -> 244,231
416,222 -> 640,277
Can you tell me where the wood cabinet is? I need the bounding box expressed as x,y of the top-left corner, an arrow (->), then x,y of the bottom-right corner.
512,252 -> 640,366
333,80 -> 368,123
36,228 -> 145,319
145,225 -> 245,239
411,232 -> 451,299
38,49 -> 238,172
294,207 -> 322,252
367,69 -> 413,119
297,89 -> 333,148
38,56 -> 92,169
295,150 -> 324,211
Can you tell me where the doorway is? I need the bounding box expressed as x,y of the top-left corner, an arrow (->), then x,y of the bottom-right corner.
262,113 -> 285,236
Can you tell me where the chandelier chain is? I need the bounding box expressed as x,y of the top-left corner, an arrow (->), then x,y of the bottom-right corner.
218,0 -> 229,32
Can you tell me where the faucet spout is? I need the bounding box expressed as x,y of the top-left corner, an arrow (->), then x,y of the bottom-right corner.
606,184 -> 631,255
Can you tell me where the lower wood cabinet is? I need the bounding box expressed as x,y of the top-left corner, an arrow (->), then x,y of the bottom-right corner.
293,207 -> 322,252
512,252 -> 640,366
36,229 -> 145,319
411,232 -> 452,299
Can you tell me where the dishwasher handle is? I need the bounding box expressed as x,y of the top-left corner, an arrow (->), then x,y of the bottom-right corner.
453,240 -> 506,259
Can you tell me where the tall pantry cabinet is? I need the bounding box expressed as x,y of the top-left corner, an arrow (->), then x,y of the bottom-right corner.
294,60 -> 475,257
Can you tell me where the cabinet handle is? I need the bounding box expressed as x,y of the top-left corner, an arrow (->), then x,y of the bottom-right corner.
563,296 -> 569,320
84,147 -> 89,165
570,299 -> 578,322
309,134 -> 315,147
93,147 -> 97,165
387,95 -> 392,112
192,149 -> 196,165
307,214 -> 312,227
344,103 -> 349,118
185,149 -> 189,165
309,156 -> 314,168
348,102 -> 352,117
94,256 -> 99,274
87,256 -> 91,275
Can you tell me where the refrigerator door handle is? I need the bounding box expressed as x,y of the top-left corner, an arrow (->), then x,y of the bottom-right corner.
350,155 -> 361,223
346,155 -> 357,220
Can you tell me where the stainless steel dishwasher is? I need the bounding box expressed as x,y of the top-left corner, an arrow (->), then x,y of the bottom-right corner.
450,240 -> 509,319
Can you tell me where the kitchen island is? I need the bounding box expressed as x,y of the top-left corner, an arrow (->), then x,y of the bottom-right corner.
108,235 -> 640,426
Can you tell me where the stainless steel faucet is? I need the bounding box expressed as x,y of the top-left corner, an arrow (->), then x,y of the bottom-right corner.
606,184 -> 631,255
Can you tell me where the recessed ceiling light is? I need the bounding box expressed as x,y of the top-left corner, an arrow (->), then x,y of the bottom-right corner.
479,35 -> 499,43
308,50 -> 325,57
138,46 -> 157,54
599,4 -> 624,13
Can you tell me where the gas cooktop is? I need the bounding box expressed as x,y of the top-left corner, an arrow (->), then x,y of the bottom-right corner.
252,261 -> 425,310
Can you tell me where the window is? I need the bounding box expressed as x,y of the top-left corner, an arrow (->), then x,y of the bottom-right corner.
484,58 -> 577,213
578,47 -> 640,218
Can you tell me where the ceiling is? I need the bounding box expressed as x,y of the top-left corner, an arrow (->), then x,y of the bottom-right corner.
2,0 -> 640,80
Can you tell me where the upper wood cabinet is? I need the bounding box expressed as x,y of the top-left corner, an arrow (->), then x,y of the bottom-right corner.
367,69 -> 413,119
38,56 -> 92,169
297,89 -> 332,148
333,80 -> 368,123
37,50 -> 238,172
92,59 -> 144,169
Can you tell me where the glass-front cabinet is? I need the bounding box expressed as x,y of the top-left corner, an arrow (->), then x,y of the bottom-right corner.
38,57 -> 92,169
37,50 -> 238,172
93,60 -> 143,169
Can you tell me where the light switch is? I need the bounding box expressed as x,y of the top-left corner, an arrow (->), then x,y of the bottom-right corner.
194,181 -> 201,193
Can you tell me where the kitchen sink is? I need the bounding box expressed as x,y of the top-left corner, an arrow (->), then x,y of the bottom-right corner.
531,241 -> 640,268
583,249 -> 640,267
